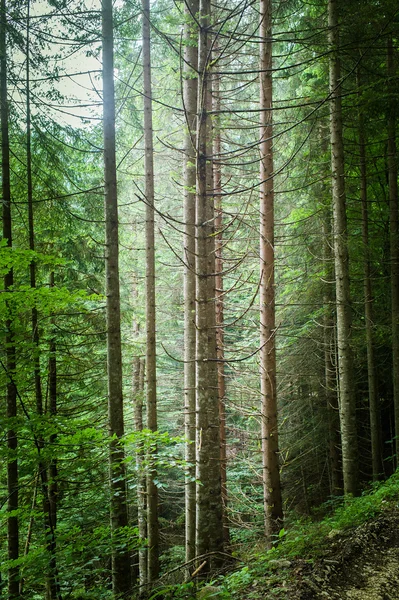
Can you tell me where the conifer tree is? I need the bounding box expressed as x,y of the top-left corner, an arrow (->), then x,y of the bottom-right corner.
259,0 -> 283,544
328,0 -> 358,496
102,0 -> 131,594
1,0 -> 19,594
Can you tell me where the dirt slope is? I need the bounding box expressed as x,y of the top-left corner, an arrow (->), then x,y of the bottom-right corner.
241,510 -> 399,600
295,511 -> 399,599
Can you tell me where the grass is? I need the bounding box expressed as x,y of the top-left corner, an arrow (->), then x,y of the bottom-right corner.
220,470 -> 399,597
149,471 -> 399,599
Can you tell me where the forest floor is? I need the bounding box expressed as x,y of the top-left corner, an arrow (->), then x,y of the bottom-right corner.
238,509 -> 399,600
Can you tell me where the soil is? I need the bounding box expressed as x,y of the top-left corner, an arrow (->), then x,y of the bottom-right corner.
243,510 -> 399,600
295,510 -> 399,600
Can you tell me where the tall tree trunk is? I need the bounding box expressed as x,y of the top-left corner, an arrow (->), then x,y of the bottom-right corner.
328,0 -> 358,496
48,270 -> 60,599
26,11 -> 59,597
213,61 -> 229,545
387,36 -> 399,466
1,0 -> 19,595
183,0 -> 199,567
142,0 -> 159,581
19,472 -> 39,595
195,0 -> 224,569
358,72 -> 382,480
102,0 -> 131,595
259,0 -> 283,545
323,213 -> 342,495
133,355 -> 147,588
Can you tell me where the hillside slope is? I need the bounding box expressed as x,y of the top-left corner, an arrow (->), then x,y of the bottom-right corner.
221,474 -> 399,600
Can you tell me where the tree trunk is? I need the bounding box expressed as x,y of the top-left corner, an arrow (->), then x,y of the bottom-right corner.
387,36 -> 399,466
195,0 -> 224,569
48,270 -> 60,600
183,0 -> 199,568
102,0 -> 131,595
1,0 -> 20,594
133,355 -> 147,588
323,213 -> 342,496
357,71 -> 382,480
328,0 -> 358,496
26,12 -> 59,597
259,0 -> 283,545
213,61 -> 229,545
141,0 -> 159,581
141,0 -> 159,582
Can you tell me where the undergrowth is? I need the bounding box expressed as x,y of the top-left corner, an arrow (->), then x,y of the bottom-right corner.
148,471 -> 399,599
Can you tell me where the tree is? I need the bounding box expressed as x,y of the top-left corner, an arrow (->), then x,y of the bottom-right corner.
387,35 -> 399,466
142,0 -> 159,581
357,68 -> 382,480
328,0 -> 358,496
213,43 -> 229,544
1,0 -> 19,595
259,0 -> 283,544
102,0 -> 131,594
195,0 -> 224,568
182,0 -> 199,567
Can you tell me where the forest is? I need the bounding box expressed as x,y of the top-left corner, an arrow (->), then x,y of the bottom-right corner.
1,0 -> 399,598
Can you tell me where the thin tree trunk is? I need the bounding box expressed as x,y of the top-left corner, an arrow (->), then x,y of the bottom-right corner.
142,0 -> 159,581
1,0 -> 19,594
195,0 -> 224,569
26,12 -> 59,597
213,62 -> 229,545
183,0 -> 199,568
357,71 -> 382,480
102,0 -> 131,595
48,270 -> 60,600
323,214 -> 342,495
328,0 -> 358,496
259,0 -> 283,545
19,471 -> 39,595
133,355 -> 147,588
387,36 -> 399,466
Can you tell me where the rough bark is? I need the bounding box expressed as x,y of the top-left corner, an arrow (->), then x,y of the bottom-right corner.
133,355 -> 147,588
142,0 -> 159,581
26,13 -> 59,596
102,0 -> 131,594
323,214 -> 342,496
48,270 -> 60,600
328,0 -> 358,496
259,0 -> 283,545
357,73 -> 382,480
1,0 -> 19,594
183,0 -> 199,567
195,0 -> 224,569
387,36 -> 399,466
213,63 -> 229,545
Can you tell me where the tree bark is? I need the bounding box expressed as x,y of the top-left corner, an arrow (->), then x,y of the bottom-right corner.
102,0 -> 131,595
141,0 -> 159,582
26,11 -> 60,597
357,71 -> 382,480
328,0 -> 358,496
213,60 -> 229,545
323,213 -> 342,495
48,270 -> 60,600
183,0 -> 199,568
1,0 -> 20,594
387,36 -> 399,466
133,355 -> 147,588
259,0 -> 283,545
195,0 -> 224,569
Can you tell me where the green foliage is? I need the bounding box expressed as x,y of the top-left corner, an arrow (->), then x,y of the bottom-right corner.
220,472 -> 399,597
